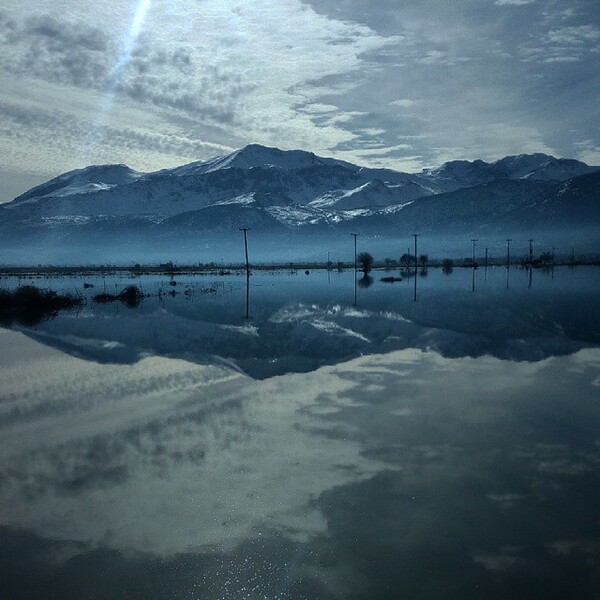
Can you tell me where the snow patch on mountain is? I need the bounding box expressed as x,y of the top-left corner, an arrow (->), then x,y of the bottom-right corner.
12,164 -> 143,204
171,144 -> 356,176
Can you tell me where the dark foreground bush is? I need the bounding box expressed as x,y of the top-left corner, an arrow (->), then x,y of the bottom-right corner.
93,285 -> 143,308
0,285 -> 83,326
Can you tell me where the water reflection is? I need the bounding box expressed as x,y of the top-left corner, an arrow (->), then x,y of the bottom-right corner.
245,273 -> 250,319
1,329 -> 599,599
4,267 -> 598,380
357,274 -> 373,289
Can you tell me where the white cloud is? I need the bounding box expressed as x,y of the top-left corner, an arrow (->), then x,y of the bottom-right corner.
0,0 -> 599,191
0,0 -> 396,179
0,328 -> 387,554
495,0 -> 536,5
389,99 -> 415,108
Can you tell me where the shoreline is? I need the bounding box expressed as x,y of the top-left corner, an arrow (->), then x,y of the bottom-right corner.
1,260 -> 599,277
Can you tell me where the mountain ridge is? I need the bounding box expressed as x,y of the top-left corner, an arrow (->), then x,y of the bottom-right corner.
9,144 -> 597,208
1,145 -> 598,264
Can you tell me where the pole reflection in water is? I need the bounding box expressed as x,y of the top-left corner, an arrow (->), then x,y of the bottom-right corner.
244,274 -> 251,319
472,267 -> 476,292
412,233 -> 419,302
413,264 -> 418,302
528,266 -> 533,289
484,248 -> 488,282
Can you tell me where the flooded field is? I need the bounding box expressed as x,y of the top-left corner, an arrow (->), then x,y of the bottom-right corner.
1,266 -> 600,599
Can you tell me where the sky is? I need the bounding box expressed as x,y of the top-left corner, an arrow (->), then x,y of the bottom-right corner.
0,0 -> 599,201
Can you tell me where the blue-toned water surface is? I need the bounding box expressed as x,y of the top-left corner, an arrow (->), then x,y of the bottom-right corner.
1,266 -> 599,599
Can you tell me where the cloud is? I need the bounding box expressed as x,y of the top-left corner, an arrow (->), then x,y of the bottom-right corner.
0,328 -> 387,554
495,0 -> 536,5
0,98 -> 233,175
473,548 -> 526,572
546,24 -> 600,45
0,1 -> 395,182
0,0 -> 599,190
2,322 -> 600,597
0,13 -> 113,88
520,23 -> 600,63
574,140 -> 600,166
0,12 -> 252,126
389,99 -> 415,108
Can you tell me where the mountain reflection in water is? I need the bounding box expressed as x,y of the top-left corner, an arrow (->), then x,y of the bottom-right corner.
1,266 -> 600,599
6,266 -> 600,379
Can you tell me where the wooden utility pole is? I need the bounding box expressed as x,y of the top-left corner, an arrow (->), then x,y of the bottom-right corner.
485,247 -> 488,268
412,233 -> 420,270
239,227 -> 250,277
506,238 -> 512,267
350,233 -> 359,272
471,238 -> 478,263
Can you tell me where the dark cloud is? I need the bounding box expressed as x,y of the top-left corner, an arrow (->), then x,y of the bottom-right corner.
118,53 -> 253,124
0,12 -> 249,126
0,13 -> 112,88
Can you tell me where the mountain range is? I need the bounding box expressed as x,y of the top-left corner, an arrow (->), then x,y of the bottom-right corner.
1,144 -> 598,264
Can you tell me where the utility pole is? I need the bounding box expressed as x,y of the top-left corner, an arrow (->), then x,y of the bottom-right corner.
485,247 -> 488,268
506,238 -> 512,267
471,239 -> 478,264
239,227 -> 250,277
350,233 -> 359,272
412,233 -> 420,302
412,233 -> 420,269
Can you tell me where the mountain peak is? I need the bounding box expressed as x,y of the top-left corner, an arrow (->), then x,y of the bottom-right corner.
224,144 -> 354,171
494,153 -> 596,180
177,144 -> 359,176
12,163 -> 142,203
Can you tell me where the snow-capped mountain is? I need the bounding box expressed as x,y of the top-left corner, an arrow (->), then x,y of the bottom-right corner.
12,164 -> 143,203
5,144 -> 439,218
422,153 -> 598,191
0,145 -> 598,264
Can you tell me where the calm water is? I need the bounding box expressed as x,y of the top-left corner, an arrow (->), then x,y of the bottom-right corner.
1,267 -> 600,599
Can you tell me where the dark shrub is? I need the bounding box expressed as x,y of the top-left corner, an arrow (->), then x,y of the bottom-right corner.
0,286 -> 82,326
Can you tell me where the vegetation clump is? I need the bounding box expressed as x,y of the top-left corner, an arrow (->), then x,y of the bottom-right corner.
357,252 -> 374,273
93,285 -> 144,308
400,253 -> 415,268
442,258 -> 454,274
381,276 -> 403,283
0,285 -> 83,326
